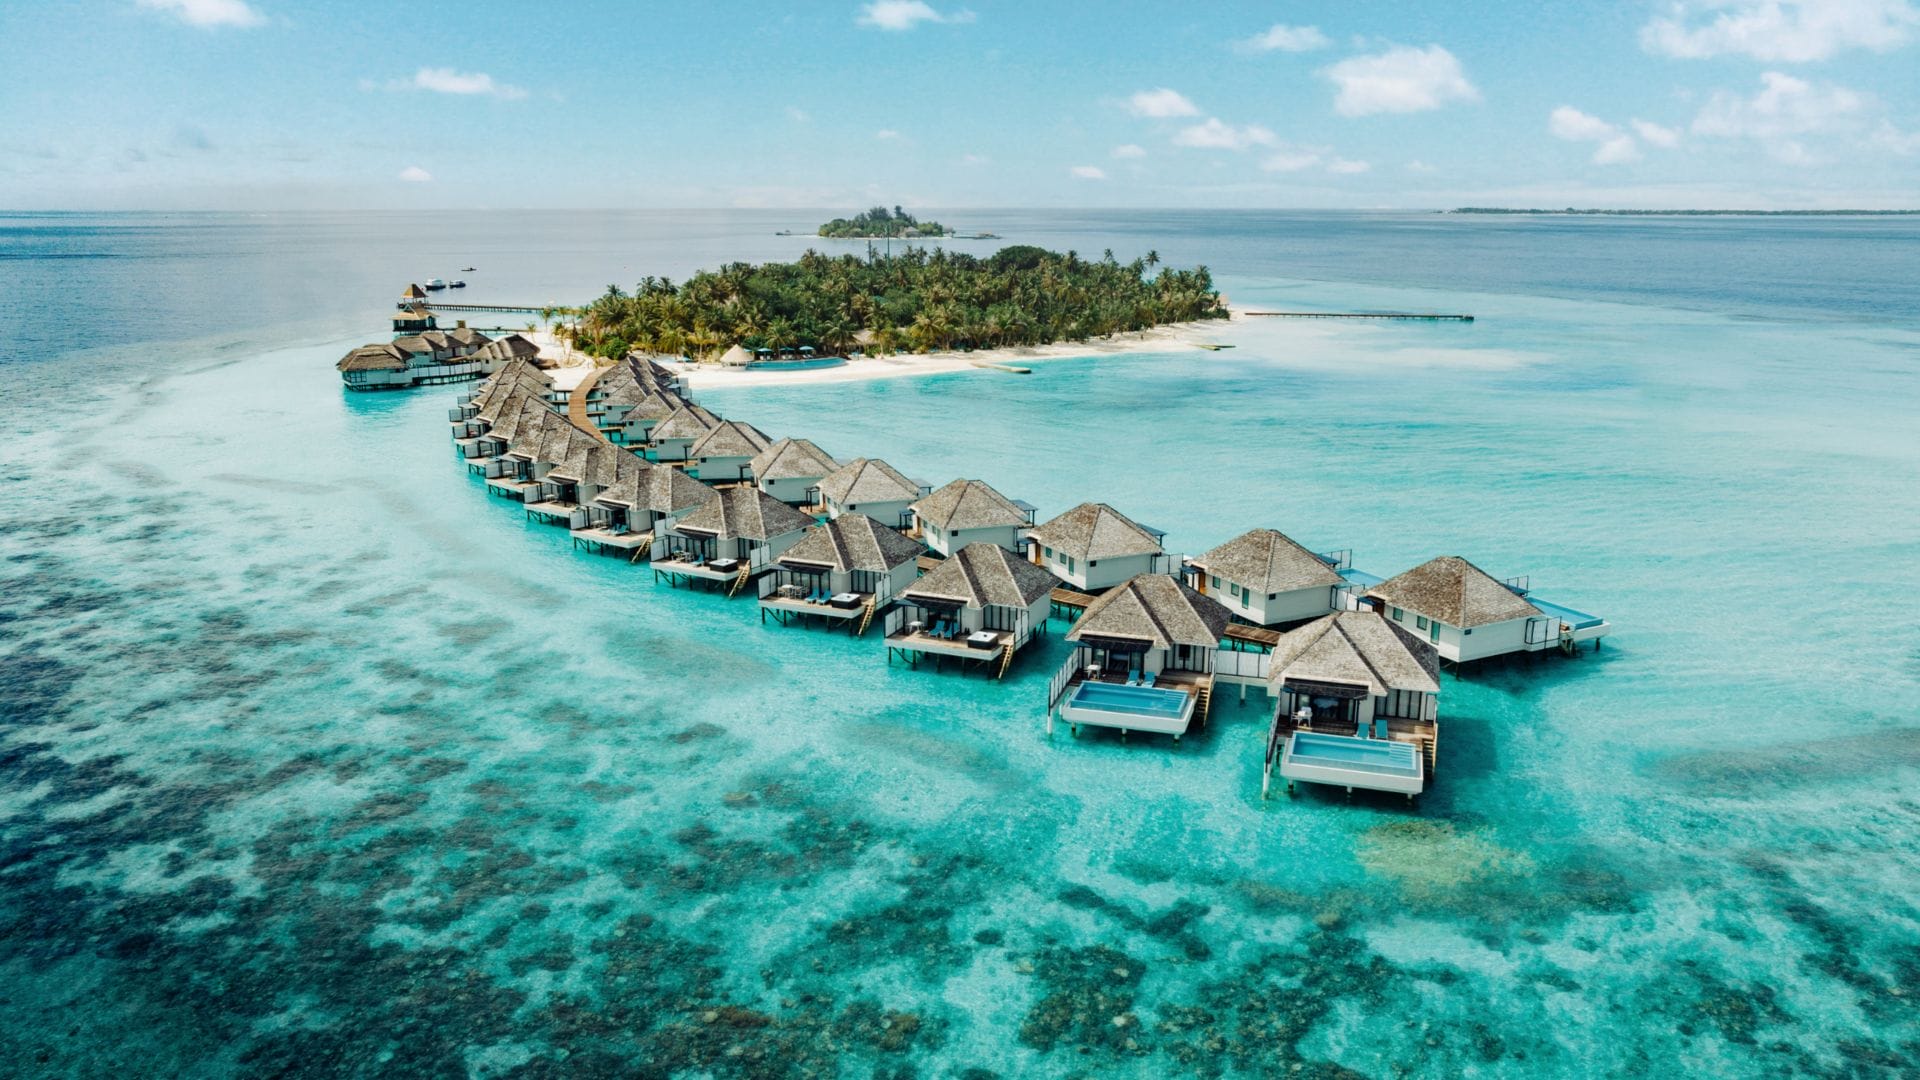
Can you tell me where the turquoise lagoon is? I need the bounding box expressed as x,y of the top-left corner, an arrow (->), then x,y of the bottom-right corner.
3,211 -> 1920,1077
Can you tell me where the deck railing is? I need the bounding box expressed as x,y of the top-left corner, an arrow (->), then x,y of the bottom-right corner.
1210,648 -> 1272,682
1047,645 -> 1094,713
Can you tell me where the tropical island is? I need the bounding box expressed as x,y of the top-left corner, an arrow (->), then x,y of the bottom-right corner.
567,246 -> 1225,360
818,205 -> 950,238
1450,207 -> 1920,216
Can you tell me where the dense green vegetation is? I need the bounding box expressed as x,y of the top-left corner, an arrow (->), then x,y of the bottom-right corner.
569,246 -> 1227,360
818,205 -> 949,238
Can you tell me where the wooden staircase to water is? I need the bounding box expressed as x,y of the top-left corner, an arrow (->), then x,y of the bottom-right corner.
996,641 -> 1015,679
727,561 -> 752,597
856,598 -> 877,636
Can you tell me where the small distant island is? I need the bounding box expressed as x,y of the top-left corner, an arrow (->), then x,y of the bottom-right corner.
1450,207 -> 1920,216
569,245 -> 1225,360
818,205 -> 950,238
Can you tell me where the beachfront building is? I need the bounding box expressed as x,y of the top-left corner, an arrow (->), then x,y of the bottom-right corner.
749,438 -> 839,506
883,543 -> 1058,677
1262,611 -> 1440,800
686,420 -> 773,484
908,479 -> 1035,557
758,514 -> 924,633
646,403 -> 721,464
1045,575 -> 1229,741
469,334 -> 545,372
338,326 -> 497,391
336,343 -> 414,390
1364,555 -> 1607,663
810,458 -> 927,529
1185,528 -> 1346,629
652,486 -> 814,593
1026,502 -> 1172,593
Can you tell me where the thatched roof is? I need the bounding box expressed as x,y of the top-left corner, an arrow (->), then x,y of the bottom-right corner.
910,479 -> 1027,532
595,459 -> 715,514
446,326 -> 491,347
1066,574 -> 1229,650
392,334 -> 435,355
336,343 -> 409,372
902,543 -> 1058,610
393,306 -> 435,324
1029,502 -> 1163,561
815,457 -> 921,506
487,396 -> 555,445
1367,555 -> 1540,628
618,389 -> 688,424
749,437 -> 838,482
688,420 -> 772,460
403,283 -> 428,299
650,403 -> 721,441
1191,528 -> 1342,594
779,514 -> 923,574
1266,611 -> 1439,696
674,486 -> 815,541
719,344 -> 753,367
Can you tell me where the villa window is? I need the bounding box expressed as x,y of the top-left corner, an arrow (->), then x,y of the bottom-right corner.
1416,615 -> 1428,631
1229,583 -> 1241,598
1391,607 -> 1403,621
1043,546 -> 1053,559
1066,556 -> 1076,573
1429,622 -> 1440,643
1210,575 -> 1220,589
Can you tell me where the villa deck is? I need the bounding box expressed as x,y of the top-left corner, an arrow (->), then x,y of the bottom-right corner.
884,623 -> 1014,673
524,499 -> 578,523
759,589 -> 878,633
652,555 -> 755,593
1268,709 -> 1437,776
485,477 -> 539,500
571,527 -> 652,554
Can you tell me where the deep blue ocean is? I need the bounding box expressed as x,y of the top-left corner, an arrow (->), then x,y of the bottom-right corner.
3,210 -> 1919,1078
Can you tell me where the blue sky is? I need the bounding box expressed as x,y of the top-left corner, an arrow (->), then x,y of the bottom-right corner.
2,0 -> 1916,209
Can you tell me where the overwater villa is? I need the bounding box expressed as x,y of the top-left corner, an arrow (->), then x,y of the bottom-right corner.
749,437 -> 840,505
686,420 -> 773,483
486,409 -> 577,500
646,402 -> 722,464
469,333 -> 545,371
810,457 -> 928,528
572,458 -> 717,553
1026,501 -> 1175,594
392,304 -> 436,333
652,486 -> 815,593
1185,527 -> 1348,629
883,542 -> 1058,677
758,514 -> 923,633
1050,574 -> 1230,741
526,430 -> 622,523
608,387 -> 688,446
1365,555 -> 1609,663
338,327 -> 500,390
1262,611 -> 1440,801
908,478 -> 1035,557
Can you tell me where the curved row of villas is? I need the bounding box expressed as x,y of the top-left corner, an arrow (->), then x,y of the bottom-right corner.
439,353 -> 1608,802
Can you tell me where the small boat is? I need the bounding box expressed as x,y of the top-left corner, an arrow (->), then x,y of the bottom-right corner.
449,280 -> 467,289
774,230 -> 794,236
460,266 -> 476,272
423,278 -> 447,290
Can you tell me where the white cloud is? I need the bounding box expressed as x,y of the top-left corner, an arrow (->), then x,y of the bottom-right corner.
1872,120 -> 1920,154
407,68 -> 528,100
1261,148 -> 1322,172
1237,23 -> 1331,52
1126,88 -> 1201,118
1631,119 -> 1683,147
398,166 -> 432,183
136,0 -> 263,28
876,129 -> 903,140
1070,165 -> 1108,180
1111,144 -> 1147,159
1692,71 -> 1869,151
1550,106 -> 1661,164
1322,45 -> 1478,116
857,1 -> 974,31
1173,118 -> 1277,150
1640,0 -> 1918,62
1549,106 -> 1619,143
1326,157 -> 1372,174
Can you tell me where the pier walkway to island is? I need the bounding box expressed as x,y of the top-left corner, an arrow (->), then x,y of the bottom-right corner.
1243,311 -> 1474,322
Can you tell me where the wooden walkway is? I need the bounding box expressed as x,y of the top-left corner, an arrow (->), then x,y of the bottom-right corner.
1224,624 -> 1282,649
567,365 -> 611,444
411,302 -> 551,314
1244,311 -> 1472,322
1050,586 -> 1097,610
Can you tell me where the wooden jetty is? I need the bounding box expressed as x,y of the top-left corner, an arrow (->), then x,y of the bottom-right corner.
1243,311 -> 1473,322
404,301 -> 552,315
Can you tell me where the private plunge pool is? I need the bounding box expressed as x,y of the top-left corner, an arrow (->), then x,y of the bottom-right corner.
1280,731 -> 1425,797
1060,680 -> 1197,738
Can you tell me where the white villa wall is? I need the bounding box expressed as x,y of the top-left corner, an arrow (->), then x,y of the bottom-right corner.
1380,603 -> 1532,662
690,454 -> 753,482
1040,550 -> 1156,592
828,496 -> 914,529
923,522 -> 1022,557
757,475 -> 823,505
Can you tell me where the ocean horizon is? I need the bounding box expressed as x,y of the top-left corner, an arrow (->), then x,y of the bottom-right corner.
5,209 -> 1920,1077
